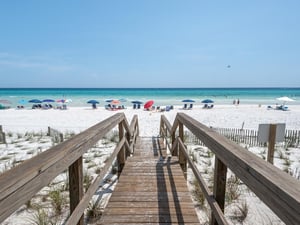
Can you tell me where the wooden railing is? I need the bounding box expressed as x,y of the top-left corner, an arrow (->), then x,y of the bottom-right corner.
0,113 -> 139,225
160,113 -> 300,225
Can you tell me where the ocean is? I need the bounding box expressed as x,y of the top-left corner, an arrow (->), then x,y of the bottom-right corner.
0,88 -> 299,107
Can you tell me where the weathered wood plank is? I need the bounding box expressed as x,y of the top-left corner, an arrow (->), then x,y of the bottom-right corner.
99,137 -> 199,224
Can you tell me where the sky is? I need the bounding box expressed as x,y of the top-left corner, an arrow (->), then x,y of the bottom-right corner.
0,1 -> 299,88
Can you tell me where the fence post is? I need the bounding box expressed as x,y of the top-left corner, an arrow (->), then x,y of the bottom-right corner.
267,124 -> 277,164
69,157 -> 84,225
178,122 -> 187,178
117,122 -> 126,177
0,125 -> 6,144
211,157 -> 227,225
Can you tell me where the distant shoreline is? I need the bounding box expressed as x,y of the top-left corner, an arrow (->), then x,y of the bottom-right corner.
0,87 -> 299,107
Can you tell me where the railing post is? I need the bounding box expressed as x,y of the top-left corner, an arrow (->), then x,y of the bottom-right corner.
211,157 -> 227,225
178,122 -> 187,178
172,125 -> 177,156
117,122 -> 126,177
69,157 -> 84,225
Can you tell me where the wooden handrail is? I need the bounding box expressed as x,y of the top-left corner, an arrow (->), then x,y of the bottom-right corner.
174,137 -> 228,225
160,113 -> 300,225
0,113 -> 139,224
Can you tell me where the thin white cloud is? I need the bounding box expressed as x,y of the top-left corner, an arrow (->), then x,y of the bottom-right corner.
0,52 -> 75,72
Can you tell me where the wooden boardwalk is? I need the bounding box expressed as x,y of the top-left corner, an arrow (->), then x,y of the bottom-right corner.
99,137 -> 199,225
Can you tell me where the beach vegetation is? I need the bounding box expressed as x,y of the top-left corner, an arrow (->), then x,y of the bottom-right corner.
226,175 -> 241,204
86,199 -> 103,222
191,178 -> 205,207
283,157 -> 291,167
27,205 -> 58,225
95,167 -> 102,174
189,150 -> 198,163
230,200 -> 249,223
49,188 -> 66,215
87,162 -> 97,169
0,156 -> 11,161
84,172 -> 93,192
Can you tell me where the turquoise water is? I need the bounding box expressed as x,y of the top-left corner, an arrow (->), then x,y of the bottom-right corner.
0,88 -> 299,107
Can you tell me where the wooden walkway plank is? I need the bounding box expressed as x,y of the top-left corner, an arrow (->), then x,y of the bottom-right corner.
99,137 -> 199,225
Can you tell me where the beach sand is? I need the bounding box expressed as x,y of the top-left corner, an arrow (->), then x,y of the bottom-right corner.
1,104 -> 300,135
0,104 -> 299,224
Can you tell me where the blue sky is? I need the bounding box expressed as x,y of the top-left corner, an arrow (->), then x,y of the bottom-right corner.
0,1 -> 299,88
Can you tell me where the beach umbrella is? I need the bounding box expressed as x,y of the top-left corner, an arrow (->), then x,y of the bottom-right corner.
182,99 -> 195,103
18,99 -> 27,105
119,98 -> 127,102
0,99 -> 12,105
29,99 -> 42,103
144,100 -> 154,109
43,99 -> 55,103
87,100 -> 99,104
111,99 -> 120,105
276,96 -> 295,102
131,100 -> 143,104
57,99 -> 72,103
201,99 -> 214,104
105,99 -> 113,103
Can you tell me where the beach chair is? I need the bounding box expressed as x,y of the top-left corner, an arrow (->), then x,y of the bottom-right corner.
137,104 -> 141,109
203,104 -> 208,109
183,104 -> 187,109
133,104 -> 137,109
188,104 -> 193,109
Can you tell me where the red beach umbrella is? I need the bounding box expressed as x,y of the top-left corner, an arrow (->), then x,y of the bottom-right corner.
144,100 -> 154,109
111,99 -> 120,105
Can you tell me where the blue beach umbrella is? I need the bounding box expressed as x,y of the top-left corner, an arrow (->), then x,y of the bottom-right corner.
201,99 -> 214,104
29,99 -> 42,103
43,99 -> 55,103
87,100 -> 99,104
131,100 -> 143,104
18,99 -> 27,105
182,99 -> 195,103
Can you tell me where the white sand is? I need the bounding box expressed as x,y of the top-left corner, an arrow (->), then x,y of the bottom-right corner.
1,104 -> 300,136
0,104 -> 299,224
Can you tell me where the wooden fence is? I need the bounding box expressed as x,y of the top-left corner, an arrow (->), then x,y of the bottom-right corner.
160,113 -> 300,225
47,126 -> 64,143
185,127 -> 300,147
0,113 -> 139,225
